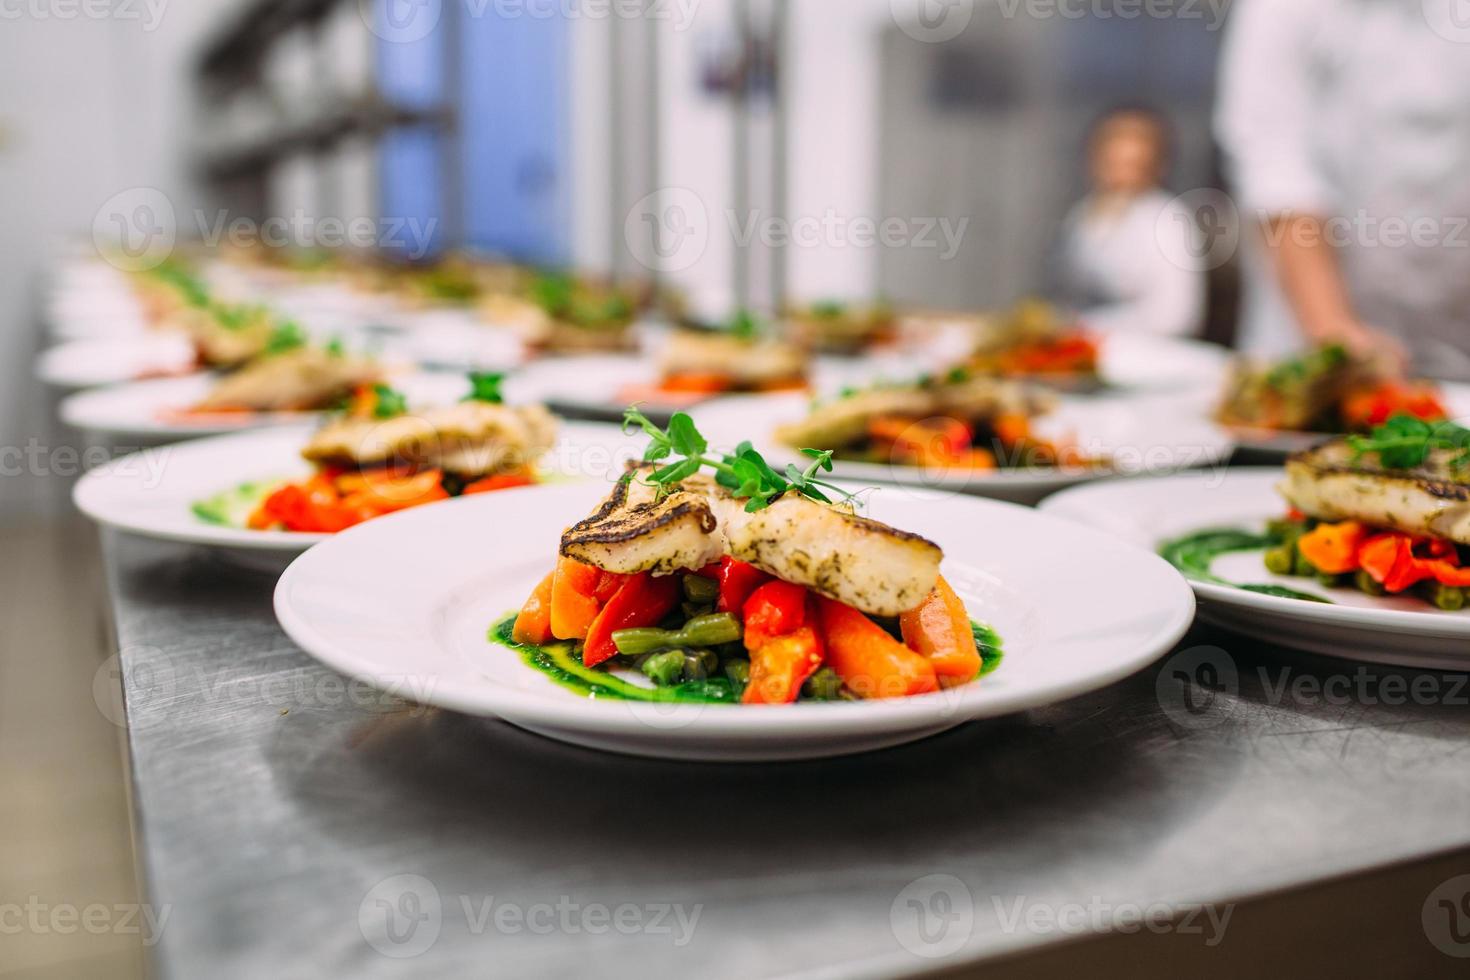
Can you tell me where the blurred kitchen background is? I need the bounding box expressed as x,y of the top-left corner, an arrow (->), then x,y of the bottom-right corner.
0,0 -> 1235,523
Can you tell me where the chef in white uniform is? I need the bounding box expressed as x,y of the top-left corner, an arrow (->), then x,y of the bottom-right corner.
1051,108 -> 1206,338
1216,0 -> 1470,378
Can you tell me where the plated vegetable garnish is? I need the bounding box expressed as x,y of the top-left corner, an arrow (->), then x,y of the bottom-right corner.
1162,414 -> 1470,611
774,371 -> 1092,471
497,410 -> 1000,704
194,373 -> 556,533
647,313 -> 808,397
178,341 -> 381,417
1216,344 -> 1447,434
785,300 -> 896,355
967,299 -> 1100,382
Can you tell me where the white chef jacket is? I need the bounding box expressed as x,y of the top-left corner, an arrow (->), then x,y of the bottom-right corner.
1216,0 -> 1470,378
1053,190 -> 1206,338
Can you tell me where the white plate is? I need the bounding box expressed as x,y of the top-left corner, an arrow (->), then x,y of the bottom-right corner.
273,483 -> 1195,761
58,371 -> 470,443
73,422 -> 643,571
1039,469 -> 1470,669
1098,334 -> 1229,393
688,391 -> 1235,505
502,353 -> 915,421
37,335 -> 200,389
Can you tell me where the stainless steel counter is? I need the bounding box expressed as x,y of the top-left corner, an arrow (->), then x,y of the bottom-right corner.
103,530 -> 1470,979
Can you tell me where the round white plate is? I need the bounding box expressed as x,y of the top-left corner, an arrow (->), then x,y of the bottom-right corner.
1098,334 -> 1229,393
688,391 -> 1235,505
274,483 -> 1195,761
58,370 -> 471,442
37,335 -> 200,389
1224,382 -> 1470,459
1040,469 -> 1470,669
73,421 -> 642,571
502,353 -> 915,421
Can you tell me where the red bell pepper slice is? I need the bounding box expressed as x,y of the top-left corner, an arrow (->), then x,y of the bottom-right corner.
582,573 -> 681,667
1358,533 -> 1470,592
715,557 -> 770,614
743,625 -> 825,705
742,580 -> 808,643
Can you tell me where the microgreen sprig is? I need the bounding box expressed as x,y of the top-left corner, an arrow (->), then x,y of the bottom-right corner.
463,372 -> 506,405
622,407 -> 855,513
371,383 -> 408,420
1348,413 -> 1470,471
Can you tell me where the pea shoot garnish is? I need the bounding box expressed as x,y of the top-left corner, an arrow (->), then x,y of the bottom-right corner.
464,372 -> 506,405
622,407 -> 854,513
263,321 -> 307,355
1348,413 -> 1470,470
370,383 -> 408,420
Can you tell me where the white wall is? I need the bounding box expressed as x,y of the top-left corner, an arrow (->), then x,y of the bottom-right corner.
0,0 -> 239,519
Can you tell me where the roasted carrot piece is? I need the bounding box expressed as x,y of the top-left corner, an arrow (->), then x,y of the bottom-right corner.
743,626 -> 824,705
582,573 -> 681,667
549,556 -> 605,641
816,597 -> 938,699
899,576 -> 982,684
512,571 -> 557,645
1296,521 -> 1368,575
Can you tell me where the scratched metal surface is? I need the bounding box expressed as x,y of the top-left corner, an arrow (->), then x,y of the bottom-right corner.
103,530 -> 1470,980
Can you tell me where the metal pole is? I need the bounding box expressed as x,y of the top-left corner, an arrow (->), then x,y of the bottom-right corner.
609,13 -> 627,278
732,0 -> 751,310
645,4 -> 662,292
770,0 -> 790,314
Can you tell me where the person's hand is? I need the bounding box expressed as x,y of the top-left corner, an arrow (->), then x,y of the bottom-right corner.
1310,319 -> 1409,376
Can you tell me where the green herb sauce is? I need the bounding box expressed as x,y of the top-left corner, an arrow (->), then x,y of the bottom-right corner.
489,614 -> 1006,700
1159,528 -> 1330,603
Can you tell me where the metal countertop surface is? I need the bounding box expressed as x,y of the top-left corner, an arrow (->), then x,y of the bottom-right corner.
103,530 -> 1470,979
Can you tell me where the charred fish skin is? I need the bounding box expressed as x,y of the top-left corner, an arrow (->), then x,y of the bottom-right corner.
558,465 -> 944,617
560,471 -> 725,576
1280,441 -> 1470,545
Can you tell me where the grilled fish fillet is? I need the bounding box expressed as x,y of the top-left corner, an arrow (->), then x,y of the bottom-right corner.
660,331 -> 808,386
302,402 -> 557,478
196,349 -> 380,412
1280,441 -> 1470,545
561,468 -> 943,616
774,377 -> 1054,450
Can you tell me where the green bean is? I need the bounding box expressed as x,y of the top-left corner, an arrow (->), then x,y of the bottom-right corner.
680,601 -> 712,621
802,668 -> 845,701
682,649 -> 720,682
682,575 -> 720,603
1263,546 -> 1295,576
723,659 -> 750,695
1315,571 -> 1347,589
612,613 -> 743,657
1292,545 -> 1317,578
640,650 -> 686,686
1355,569 -> 1386,596
1421,582 -> 1466,612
